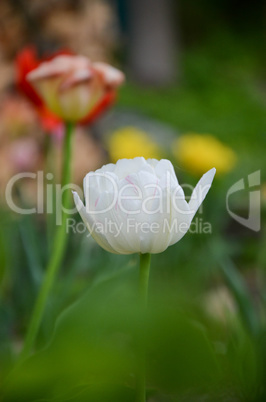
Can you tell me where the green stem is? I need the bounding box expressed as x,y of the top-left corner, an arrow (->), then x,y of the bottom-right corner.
139,253 -> 151,308
20,122 -> 74,361
44,133 -> 56,253
220,257 -> 259,337
210,237 -> 260,337
136,253 -> 151,402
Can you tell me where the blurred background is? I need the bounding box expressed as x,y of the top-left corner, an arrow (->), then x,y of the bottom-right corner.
0,0 -> 266,401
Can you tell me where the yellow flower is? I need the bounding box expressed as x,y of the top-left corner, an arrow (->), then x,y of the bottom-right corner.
261,183 -> 266,207
173,133 -> 236,175
108,126 -> 161,162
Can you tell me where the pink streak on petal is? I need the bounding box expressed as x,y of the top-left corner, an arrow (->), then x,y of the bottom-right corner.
95,196 -> 99,207
125,175 -> 138,194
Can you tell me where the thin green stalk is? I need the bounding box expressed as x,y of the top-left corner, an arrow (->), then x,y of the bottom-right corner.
20,122 -> 74,361
210,238 -> 259,337
220,257 -> 259,337
44,133 -> 56,253
139,253 -> 151,308
136,253 -> 151,402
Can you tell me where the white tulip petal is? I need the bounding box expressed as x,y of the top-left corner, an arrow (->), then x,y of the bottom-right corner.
83,171 -> 118,212
95,191 -> 140,254
114,157 -> 153,179
73,191 -> 119,254
168,192 -> 193,247
153,159 -> 176,180
189,168 -> 216,217
97,163 -> 116,174
145,197 -> 173,253
158,172 -> 184,195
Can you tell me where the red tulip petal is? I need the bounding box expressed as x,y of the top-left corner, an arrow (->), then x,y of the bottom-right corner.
81,91 -> 116,125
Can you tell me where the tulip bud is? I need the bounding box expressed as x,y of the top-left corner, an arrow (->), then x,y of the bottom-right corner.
27,55 -> 125,122
73,157 -> 216,254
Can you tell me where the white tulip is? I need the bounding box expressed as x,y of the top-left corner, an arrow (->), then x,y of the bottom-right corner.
73,157 -> 215,254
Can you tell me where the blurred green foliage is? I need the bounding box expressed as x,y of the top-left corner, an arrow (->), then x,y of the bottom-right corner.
1,29 -> 266,401
2,271 -> 265,401
118,32 -> 266,173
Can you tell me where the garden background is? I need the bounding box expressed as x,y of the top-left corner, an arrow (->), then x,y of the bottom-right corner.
0,0 -> 265,401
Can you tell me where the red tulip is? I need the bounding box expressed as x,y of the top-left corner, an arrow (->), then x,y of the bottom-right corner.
16,47 -> 124,129
16,46 -> 62,132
